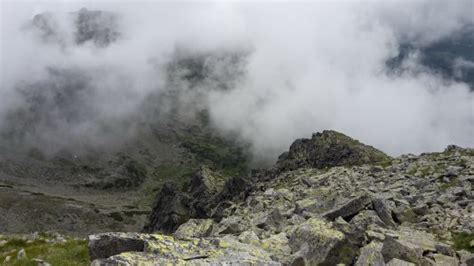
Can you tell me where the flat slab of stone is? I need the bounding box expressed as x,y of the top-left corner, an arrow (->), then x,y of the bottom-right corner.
322,193 -> 373,220
386,258 -> 415,266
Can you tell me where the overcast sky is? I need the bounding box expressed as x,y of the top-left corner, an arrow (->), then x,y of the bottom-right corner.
1,0 -> 473,161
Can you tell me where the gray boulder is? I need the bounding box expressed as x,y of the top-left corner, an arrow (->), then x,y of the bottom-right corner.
355,241 -> 385,266
386,258 -> 415,266
373,198 -> 397,227
322,193 -> 373,220
289,218 -> 345,265
88,233 -> 145,260
143,182 -> 191,233
380,228 -> 439,266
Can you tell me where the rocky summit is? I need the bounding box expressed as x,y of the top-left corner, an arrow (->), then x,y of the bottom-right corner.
88,131 -> 474,265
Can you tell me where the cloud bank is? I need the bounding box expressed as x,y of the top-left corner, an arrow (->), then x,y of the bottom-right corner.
1,0 -> 473,162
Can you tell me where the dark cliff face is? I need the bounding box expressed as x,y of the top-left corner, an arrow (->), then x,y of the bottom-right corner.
143,182 -> 191,234
143,166 -> 254,233
74,8 -> 120,47
276,130 -> 390,171
27,8 -> 120,48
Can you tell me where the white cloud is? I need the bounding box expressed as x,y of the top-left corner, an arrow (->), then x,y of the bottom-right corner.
0,0 -> 473,161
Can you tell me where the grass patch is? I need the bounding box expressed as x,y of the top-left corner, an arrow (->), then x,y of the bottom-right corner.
0,237 -> 89,266
134,163 -> 197,208
178,133 -> 250,177
439,177 -> 458,191
452,233 -> 474,252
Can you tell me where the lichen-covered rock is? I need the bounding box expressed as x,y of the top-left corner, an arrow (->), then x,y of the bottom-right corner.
276,130 -> 390,171
386,258 -> 415,266
289,218 -> 345,265
381,228 -> 440,266
238,230 -> 260,246
174,219 -> 214,240
89,232 -> 279,265
457,250 -> 474,266
260,233 -> 292,263
350,210 -> 385,231
432,254 -> 459,265
372,198 -> 397,227
217,216 -> 247,235
354,241 -> 385,266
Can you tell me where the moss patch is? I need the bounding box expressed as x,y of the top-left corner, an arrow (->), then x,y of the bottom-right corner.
178,133 -> 249,177
452,233 -> 474,252
439,177 -> 459,191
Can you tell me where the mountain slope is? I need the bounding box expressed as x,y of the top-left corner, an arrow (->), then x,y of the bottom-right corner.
87,131 -> 474,265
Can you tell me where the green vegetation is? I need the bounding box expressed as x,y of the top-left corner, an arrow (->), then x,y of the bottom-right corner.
135,163 -> 197,207
439,177 -> 458,191
134,125 -> 251,208
124,160 -> 148,182
0,236 -> 89,266
178,133 -> 249,177
452,233 -> 474,252
372,158 -> 393,168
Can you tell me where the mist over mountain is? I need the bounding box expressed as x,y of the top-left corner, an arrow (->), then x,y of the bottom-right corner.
1,1 -> 473,163
1,2 -> 474,264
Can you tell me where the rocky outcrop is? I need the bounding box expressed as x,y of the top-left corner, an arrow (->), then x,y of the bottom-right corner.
143,182 -> 191,233
28,8 -> 120,48
276,130 -> 390,171
90,131 -> 474,265
74,8 -> 120,47
144,167 -> 254,233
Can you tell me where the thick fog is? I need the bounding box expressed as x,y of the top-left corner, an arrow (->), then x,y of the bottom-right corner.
1,1 -> 473,161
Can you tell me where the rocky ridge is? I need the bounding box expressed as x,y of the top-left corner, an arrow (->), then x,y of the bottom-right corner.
89,130 -> 474,265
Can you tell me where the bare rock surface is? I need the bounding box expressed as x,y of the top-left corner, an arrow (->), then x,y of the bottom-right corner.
89,131 -> 474,265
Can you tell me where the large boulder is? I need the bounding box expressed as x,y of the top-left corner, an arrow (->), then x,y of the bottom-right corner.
89,232 -> 279,265
289,218 -> 345,265
380,227 -> 447,266
88,233 -> 145,260
386,258 -> 415,266
322,193 -> 373,221
276,130 -> 390,171
372,198 -> 397,227
354,241 -> 385,266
